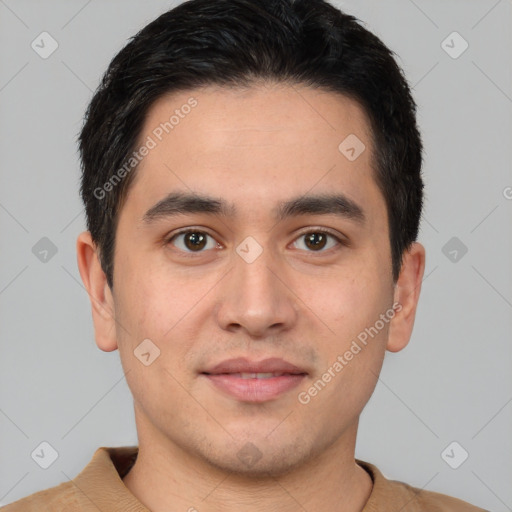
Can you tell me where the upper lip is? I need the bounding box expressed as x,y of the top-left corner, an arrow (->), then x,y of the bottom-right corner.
202,357 -> 308,375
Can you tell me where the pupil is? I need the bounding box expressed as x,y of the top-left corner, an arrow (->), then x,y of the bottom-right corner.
306,233 -> 326,250
186,232 -> 206,250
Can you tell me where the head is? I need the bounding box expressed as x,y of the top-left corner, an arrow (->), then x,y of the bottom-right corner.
77,0 -> 425,476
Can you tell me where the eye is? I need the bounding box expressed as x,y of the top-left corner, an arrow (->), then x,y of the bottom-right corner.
167,230 -> 219,253
292,230 -> 342,252
166,228 -> 344,255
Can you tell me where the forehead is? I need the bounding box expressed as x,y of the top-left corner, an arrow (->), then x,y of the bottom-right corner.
123,83 -> 383,225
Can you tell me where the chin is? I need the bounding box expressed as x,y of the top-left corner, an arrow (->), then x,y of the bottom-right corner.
196,438 -> 313,479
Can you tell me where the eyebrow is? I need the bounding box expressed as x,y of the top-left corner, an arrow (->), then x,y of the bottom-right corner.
141,191 -> 365,225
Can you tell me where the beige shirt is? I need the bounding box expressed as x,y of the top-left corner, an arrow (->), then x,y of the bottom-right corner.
1,446 -> 488,511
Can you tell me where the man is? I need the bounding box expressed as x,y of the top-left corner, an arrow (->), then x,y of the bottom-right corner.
3,0 -> 487,510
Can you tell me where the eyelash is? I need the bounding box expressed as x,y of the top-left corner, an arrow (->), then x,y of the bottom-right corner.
164,227 -> 346,257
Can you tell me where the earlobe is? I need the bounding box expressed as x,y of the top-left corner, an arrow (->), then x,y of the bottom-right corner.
386,242 -> 426,353
76,231 -> 118,352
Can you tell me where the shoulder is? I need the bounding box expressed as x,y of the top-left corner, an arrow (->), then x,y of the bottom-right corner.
1,481 -> 82,511
1,446 -> 139,512
397,480 -> 489,511
357,459 -> 489,512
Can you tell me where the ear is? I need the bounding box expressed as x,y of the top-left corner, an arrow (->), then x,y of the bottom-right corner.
76,231 -> 118,352
386,242 -> 426,353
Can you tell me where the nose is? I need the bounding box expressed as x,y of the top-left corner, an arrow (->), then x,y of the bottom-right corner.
215,245 -> 298,338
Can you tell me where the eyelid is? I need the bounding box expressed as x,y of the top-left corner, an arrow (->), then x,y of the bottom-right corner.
290,227 -> 346,252
164,227 -> 222,253
293,226 -> 347,243
164,226 -> 348,255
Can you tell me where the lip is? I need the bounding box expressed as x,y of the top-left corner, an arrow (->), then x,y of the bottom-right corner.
201,357 -> 308,403
203,357 -> 307,375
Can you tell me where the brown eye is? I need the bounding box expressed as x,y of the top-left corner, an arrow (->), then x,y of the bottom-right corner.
292,231 -> 341,252
169,231 -> 217,252
304,232 -> 327,250
184,232 -> 207,251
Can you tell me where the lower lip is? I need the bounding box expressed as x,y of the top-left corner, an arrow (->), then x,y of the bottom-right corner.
203,374 -> 306,402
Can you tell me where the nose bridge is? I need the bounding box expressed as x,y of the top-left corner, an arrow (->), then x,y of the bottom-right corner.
216,238 -> 297,335
234,238 -> 282,309
236,244 -> 276,296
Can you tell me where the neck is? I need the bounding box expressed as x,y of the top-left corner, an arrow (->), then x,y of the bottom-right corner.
123,416 -> 373,512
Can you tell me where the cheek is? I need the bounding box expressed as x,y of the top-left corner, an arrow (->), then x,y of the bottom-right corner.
113,256 -> 210,377
310,270 -> 386,333
303,273 -> 392,394
112,268 -> 195,409
114,244 -> 177,326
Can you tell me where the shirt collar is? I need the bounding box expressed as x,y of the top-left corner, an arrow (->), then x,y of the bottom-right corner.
73,446 -> 413,511
73,446 -> 148,511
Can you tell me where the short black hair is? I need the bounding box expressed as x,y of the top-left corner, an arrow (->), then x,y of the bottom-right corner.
79,0 -> 423,289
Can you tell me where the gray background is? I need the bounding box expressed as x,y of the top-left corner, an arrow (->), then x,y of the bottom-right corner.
0,0 -> 511,509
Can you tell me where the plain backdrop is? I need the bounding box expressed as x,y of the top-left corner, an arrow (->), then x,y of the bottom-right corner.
0,0 -> 511,509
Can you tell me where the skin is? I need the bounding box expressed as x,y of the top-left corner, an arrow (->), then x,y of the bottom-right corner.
77,83 -> 425,512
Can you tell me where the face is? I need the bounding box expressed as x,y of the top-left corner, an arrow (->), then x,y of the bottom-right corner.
78,83 -> 424,476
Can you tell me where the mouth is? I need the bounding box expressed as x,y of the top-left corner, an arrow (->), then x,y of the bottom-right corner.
200,357 -> 308,402
208,372 -> 300,379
